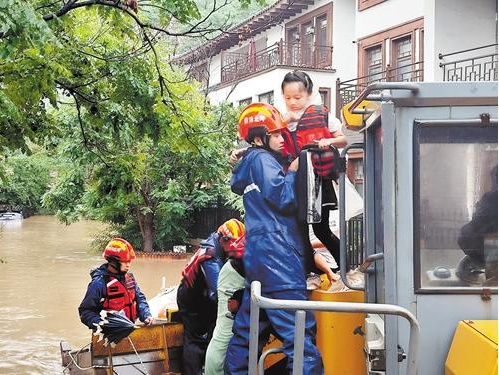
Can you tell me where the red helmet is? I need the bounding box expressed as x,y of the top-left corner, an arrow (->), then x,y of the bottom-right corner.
103,238 -> 136,262
238,102 -> 287,142
218,219 -> 245,258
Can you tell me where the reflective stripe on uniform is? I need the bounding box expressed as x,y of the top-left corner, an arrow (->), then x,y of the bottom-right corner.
244,183 -> 261,194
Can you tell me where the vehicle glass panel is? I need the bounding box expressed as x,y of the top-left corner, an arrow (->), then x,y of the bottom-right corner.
414,123 -> 497,292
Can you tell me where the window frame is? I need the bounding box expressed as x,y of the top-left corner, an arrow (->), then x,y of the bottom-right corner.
318,88 -> 331,111
358,0 -> 386,11
258,91 -> 274,104
285,3 -> 333,67
357,18 -> 424,81
413,120 -> 498,294
238,97 -> 252,107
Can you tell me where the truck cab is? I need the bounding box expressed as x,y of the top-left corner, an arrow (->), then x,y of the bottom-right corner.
348,81 -> 498,374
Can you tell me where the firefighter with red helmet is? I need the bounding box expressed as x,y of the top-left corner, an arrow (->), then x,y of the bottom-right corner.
225,103 -> 323,375
78,238 -> 152,329
177,218 -> 245,375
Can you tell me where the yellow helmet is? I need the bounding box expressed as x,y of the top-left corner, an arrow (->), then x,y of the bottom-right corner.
218,218 -> 245,241
218,219 -> 246,258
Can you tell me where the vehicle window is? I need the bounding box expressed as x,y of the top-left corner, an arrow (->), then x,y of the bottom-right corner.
414,122 -> 497,291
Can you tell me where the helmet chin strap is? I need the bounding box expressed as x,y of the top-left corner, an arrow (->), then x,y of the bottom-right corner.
252,133 -> 271,150
107,257 -> 126,275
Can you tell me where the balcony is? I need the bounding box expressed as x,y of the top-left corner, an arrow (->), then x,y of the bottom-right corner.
220,40 -> 334,85
335,60 -> 424,116
439,43 -> 497,82
336,44 -> 498,116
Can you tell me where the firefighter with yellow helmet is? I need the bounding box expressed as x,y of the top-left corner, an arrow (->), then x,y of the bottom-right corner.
78,238 -> 153,329
177,218 -> 245,375
205,220 -> 247,375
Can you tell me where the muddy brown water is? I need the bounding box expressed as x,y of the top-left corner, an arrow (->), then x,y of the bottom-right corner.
0,215 -> 187,374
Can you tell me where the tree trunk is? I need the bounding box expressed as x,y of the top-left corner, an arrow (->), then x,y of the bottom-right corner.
141,211 -> 155,252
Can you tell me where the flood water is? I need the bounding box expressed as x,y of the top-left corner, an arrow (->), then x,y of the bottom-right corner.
0,215 -> 187,374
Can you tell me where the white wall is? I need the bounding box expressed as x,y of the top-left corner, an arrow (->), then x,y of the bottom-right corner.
332,0 -> 358,83
208,54 -> 222,87
207,69 -> 283,107
355,0 -> 424,40
428,0 -> 497,81
423,0 -> 437,80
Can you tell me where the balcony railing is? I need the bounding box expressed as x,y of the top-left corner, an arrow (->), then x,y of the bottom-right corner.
335,60 -> 424,116
439,43 -> 498,82
220,40 -> 333,84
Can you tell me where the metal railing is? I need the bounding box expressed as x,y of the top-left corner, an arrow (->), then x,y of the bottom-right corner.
248,281 -> 420,375
347,213 -> 363,268
335,61 -> 424,117
439,43 -> 498,82
220,41 -> 333,84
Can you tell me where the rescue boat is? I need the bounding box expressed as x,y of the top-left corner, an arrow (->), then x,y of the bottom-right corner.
60,284 -> 181,374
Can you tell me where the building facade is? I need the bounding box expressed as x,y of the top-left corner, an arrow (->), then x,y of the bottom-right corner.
176,0 -> 497,191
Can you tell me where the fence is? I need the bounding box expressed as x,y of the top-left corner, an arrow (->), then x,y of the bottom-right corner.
221,41 -> 333,84
188,198 -> 241,240
346,214 -> 364,269
439,43 -> 498,82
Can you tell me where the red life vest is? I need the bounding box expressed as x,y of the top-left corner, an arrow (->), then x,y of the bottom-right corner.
181,247 -> 214,288
102,273 -> 137,321
284,105 -> 337,178
296,105 -> 332,151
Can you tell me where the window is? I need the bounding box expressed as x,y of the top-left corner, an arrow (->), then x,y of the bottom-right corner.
354,161 -> 364,182
353,160 -> 364,196
316,15 -> 329,65
301,21 -> 314,66
285,4 -> 333,68
391,36 -> 413,81
358,18 -> 424,84
318,88 -> 331,111
258,91 -> 274,104
286,27 -> 301,66
414,121 -> 497,292
366,45 -> 383,82
239,98 -> 252,107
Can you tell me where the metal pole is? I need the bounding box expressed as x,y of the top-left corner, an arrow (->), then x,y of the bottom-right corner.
339,143 -> 365,291
348,82 -> 419,114
292,310 -> 305,375
249,286 -> 260,375
251,281 -> 420,375
258,347 -> 283,375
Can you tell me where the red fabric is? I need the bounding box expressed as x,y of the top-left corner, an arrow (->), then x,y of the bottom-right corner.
228,235 -> 246,259
181,248 -> 214,288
